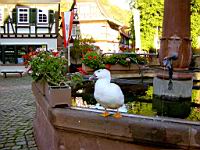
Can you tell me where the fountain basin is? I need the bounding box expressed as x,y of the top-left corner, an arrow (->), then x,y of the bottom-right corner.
32,82 -> 200,150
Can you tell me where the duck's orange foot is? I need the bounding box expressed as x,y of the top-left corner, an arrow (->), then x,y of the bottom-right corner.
100,111 -> 110,117
113,112 -> 122,118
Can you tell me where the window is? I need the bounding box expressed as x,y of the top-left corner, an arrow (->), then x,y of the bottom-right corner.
0,7 -> 4,26
37,9 -> 48,24
17,8 -> 29,24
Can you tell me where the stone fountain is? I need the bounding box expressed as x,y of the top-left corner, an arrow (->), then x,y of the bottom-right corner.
153,0 -> 193,117
32,0 -> 200,149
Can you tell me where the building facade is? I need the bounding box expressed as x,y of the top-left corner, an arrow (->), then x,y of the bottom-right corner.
0,0 -> 60,64
76,0 -> 130,53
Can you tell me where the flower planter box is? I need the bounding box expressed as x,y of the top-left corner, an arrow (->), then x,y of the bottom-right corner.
45,85 -> 71,107
34,80 -> 47,96
107,64 -> 140,71
33,81 -> 71,107
82,63 -> 141,74
82,63 -> 94,73
106,64 -> 142,75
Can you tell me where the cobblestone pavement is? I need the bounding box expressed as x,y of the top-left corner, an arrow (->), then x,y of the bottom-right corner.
0,75 -> 38,150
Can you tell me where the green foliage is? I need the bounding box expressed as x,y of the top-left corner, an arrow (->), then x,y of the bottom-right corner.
131,0 -> 164,50
191,0 -> 200,49
70,38 -> 99,64
103,54 -> 140,66
82,51 -> 105,70
187,107 -> 200,121
70,39 -> 82,64
103,54 -> 129,66
82,53 -> 147,69
127,101 -> 156,116
29,51 -> 68,86
129,16 -> 135,43
67,72 -> 84,89
131,0 -> 200,50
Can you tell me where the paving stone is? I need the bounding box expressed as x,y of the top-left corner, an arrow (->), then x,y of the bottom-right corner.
1,147 -> 12,150
11,145 -> 22,149
4,142 -> 15,147
16,141 -> 27,145
15,137 -> 26,142
28,141 -> 36,146
0,144 -> 4,148
0,76 -> 38,150
29,147 -> 38,150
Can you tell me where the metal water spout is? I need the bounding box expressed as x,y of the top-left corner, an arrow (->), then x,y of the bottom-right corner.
162,52 -> 178,90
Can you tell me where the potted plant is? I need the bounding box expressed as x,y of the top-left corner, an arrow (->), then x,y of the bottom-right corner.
103,53 -> 142,72
28,49 -> 72,107
81,51 -> 105,72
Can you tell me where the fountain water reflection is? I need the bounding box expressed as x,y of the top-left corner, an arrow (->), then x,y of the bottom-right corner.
73,79 -> 200,122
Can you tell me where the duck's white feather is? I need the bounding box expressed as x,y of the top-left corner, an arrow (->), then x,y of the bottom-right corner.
93,69 -> 124,109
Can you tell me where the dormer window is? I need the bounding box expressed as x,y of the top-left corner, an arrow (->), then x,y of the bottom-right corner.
37,9 -> 48,24
17,8 -> 29,24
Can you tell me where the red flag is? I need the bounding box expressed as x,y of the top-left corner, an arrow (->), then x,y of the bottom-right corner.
61,11 -> 74,48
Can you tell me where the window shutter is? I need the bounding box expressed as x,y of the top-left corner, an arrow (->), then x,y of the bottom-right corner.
49,10 -> 54,23
12,8 -> 17,23
30,8 -> 37,24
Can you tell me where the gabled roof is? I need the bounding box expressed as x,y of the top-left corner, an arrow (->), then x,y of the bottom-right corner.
96,0 -> 124,27
77,0 -> 130,37
0,0 -> 60,4
77,0 -> 123,26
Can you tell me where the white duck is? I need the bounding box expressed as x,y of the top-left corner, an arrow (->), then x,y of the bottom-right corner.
89,69 -> 124,118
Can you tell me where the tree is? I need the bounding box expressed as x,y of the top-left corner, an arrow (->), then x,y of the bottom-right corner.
191,0 -> 200,50
130,0 -> 200,51
131,0 -> 164,51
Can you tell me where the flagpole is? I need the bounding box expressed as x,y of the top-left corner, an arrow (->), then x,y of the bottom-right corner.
67,44 -> 71,72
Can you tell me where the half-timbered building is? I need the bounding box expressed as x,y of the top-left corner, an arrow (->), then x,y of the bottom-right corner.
0,0 -> 60,64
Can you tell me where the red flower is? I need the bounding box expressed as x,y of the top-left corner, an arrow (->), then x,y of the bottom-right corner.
93,56 -> 97,59
105,64 -> 111,69
77,67 -> 88,75
22,54 -> 28,59
52,52 -> 59,57
88,56 -> 92,60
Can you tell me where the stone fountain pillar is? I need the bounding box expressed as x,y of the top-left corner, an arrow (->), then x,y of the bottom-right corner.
153,0 -> 193,117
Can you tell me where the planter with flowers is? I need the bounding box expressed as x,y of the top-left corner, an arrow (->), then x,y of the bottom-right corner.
81,51 -> 105,73
81,52 -> 146,74
28,50 -> 72,107
103,54 -> 145,73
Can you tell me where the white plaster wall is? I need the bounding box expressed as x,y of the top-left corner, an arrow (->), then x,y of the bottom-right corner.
80,23 -> 119,52
4,25 -> 54,34
80,23 -> 118,41
95,42 -> 119,53
78,2 -> 105,21
0,38 -> 57,50
80,23 -> 106,40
